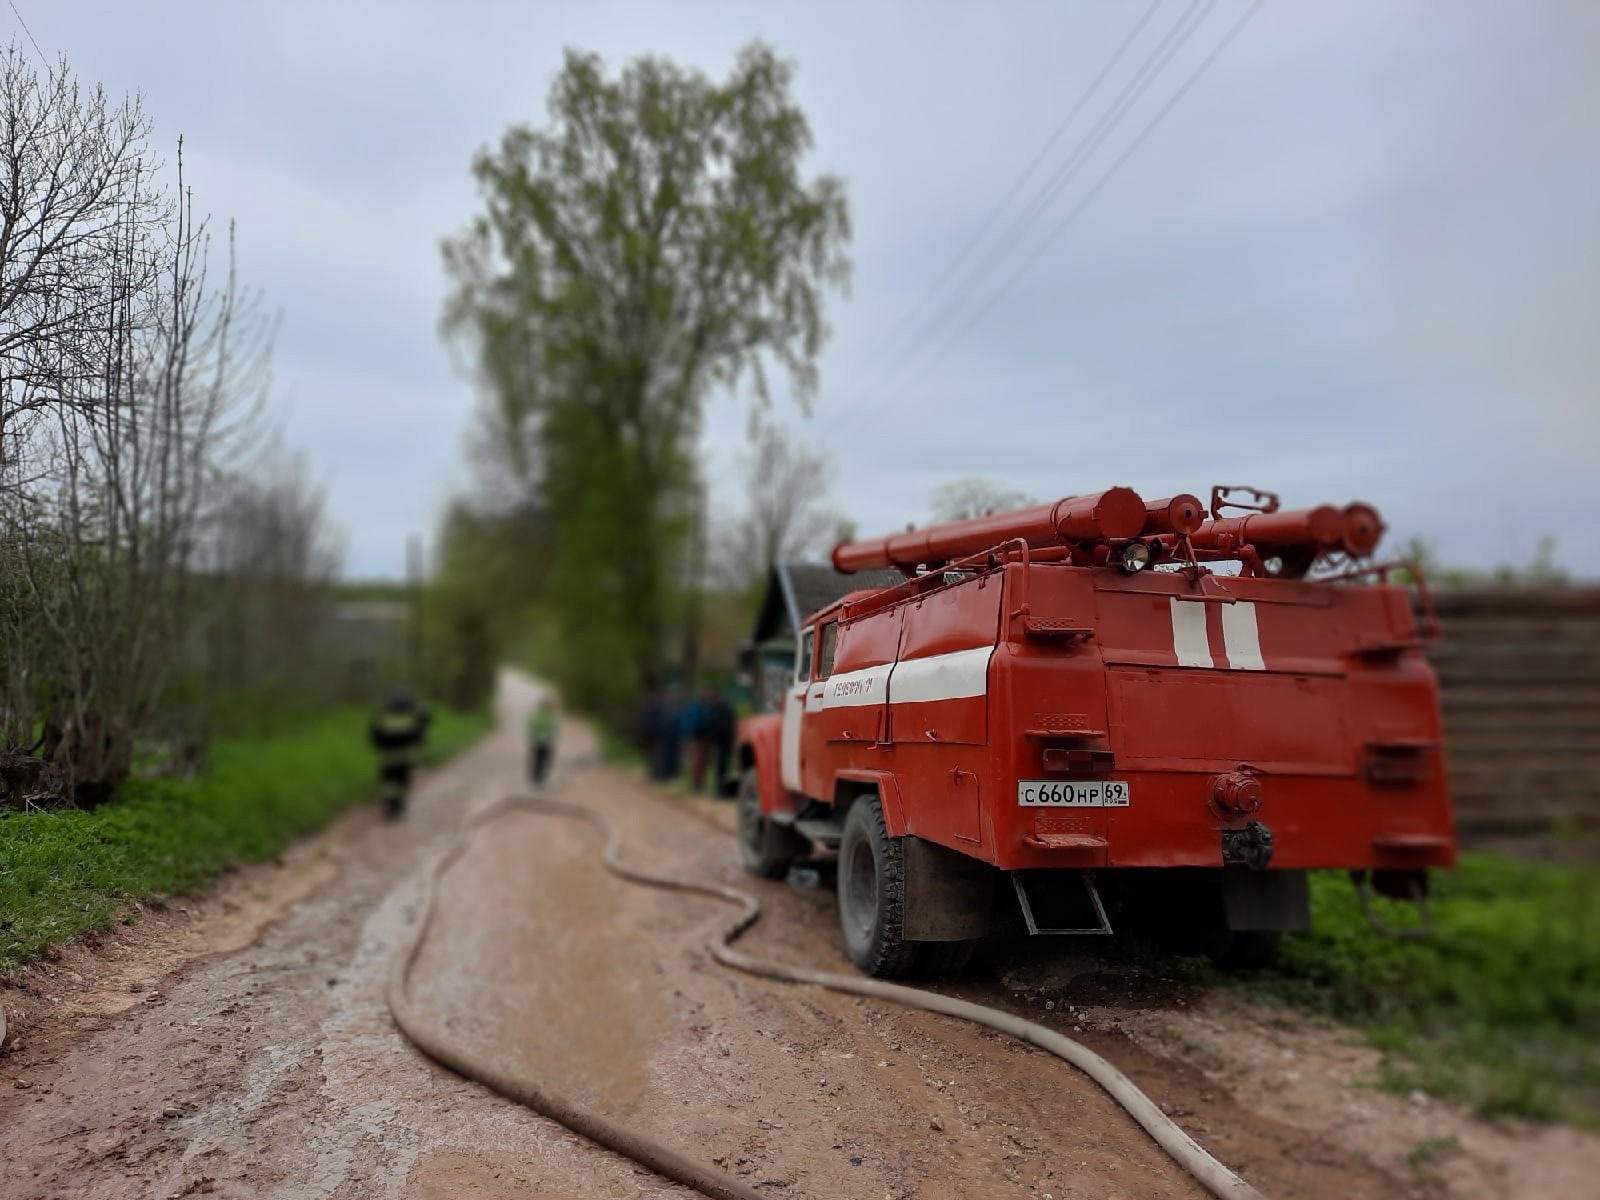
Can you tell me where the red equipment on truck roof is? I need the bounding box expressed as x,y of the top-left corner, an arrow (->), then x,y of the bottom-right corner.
734,485 -> 1453,977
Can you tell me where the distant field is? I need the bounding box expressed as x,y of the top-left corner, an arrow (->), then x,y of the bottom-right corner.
0,706 -> 489,974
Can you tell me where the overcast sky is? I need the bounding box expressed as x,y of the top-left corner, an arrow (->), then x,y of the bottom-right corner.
16,0 -> 1599,577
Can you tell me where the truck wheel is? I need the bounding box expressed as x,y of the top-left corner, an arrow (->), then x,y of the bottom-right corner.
736,769 -> 805,879
837,797 -> 920,978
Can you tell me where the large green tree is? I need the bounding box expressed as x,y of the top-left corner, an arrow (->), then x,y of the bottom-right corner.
443,42 -> 850,717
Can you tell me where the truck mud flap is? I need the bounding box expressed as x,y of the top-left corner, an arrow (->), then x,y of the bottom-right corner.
1221,868 -> 1310,932
902,837 -> 994,941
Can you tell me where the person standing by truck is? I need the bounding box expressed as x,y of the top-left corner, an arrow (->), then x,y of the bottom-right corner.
369,690 -> 430,819
705,686 -> 736,797
649,683 -> 684,782
682,688 -> 711,792
527,696 -> 559,787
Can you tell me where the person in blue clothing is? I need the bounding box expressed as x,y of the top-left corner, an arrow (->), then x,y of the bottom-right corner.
648,684 -> 683,781
704,688 -> 736,797
682,688 -> 711,792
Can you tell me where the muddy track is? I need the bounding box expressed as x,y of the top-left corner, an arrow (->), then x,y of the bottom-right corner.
3,672 -> 1595,1199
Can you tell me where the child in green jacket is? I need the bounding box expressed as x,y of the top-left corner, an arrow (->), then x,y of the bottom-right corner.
527,698 -> 559,787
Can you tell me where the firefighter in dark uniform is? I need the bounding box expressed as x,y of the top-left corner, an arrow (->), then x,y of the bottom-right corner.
369,690 -> 430,819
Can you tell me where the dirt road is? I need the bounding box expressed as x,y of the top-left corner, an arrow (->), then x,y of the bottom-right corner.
4,673 -> 1596,1199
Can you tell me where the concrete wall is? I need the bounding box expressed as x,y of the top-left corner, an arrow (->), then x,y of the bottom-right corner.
1428,588 -> 1600,860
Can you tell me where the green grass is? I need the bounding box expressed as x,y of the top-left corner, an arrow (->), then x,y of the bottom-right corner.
595,732 -> 733,799
598,727 -> 645,771
0,705 -> 489,974
1218,856 -> 1600,1126
1405,1134 -> 1461,1168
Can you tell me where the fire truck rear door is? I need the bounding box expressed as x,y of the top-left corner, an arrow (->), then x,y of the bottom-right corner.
1092,574 -> 1353,777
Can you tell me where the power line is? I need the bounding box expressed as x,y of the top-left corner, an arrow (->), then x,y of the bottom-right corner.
838,0 -> 1264,440
6,1 -> 46,63
929,0 -> 1265,381
871,0 -> 1164,366
833,0 -> 1212,439
865,0 -> 1214,409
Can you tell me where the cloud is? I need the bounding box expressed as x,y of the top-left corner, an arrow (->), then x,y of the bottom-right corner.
28,0 -> 1600,575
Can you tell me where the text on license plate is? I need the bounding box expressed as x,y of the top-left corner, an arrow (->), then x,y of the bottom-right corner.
1017,780 -> 1130,807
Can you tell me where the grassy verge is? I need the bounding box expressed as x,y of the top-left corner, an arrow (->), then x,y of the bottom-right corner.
595,734 -> 733,801
0,705 -> 489,974
598,727 -> 645,771
1210,856 -> 1600,1126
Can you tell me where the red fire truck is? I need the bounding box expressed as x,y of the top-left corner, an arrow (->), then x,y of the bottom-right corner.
734,486 -> 1454,977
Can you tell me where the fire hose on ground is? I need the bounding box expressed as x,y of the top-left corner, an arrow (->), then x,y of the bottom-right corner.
387,786 -> 1267,1200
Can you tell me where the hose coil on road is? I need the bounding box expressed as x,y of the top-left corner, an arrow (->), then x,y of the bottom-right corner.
388,787 -> 1266,1200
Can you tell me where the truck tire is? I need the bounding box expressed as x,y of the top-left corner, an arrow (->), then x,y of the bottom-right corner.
736,769 -> 806,879
837,796 -> 920,978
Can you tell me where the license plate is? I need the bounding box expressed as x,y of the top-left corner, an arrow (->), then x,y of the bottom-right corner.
1017,780 -> 1130,807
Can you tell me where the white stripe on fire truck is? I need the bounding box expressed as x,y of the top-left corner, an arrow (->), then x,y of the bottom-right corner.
1169,598 -> 1214,668
889,645 -> 994,704
1220,601 -> 1266,670
816,661 -> 894,710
